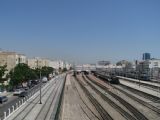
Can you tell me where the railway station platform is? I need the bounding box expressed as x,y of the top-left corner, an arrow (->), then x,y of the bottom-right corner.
120,80 -> 160,98
118,76 -> 160,87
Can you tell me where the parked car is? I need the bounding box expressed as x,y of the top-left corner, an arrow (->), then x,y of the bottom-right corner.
29,84 -> 35,88
23,86 -> 29,91
31,80 -> 39,85
19,91 -> 28,97
0,96 -> 8,104
42,77 -> 48,83
13,89 -> 24,96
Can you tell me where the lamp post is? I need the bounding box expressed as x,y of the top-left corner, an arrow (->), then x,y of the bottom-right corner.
138,70 -> 141,88
39,68 -> 42,104
36,58 -> 42,104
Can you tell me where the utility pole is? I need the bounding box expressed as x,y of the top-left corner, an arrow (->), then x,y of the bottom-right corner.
39,68 -> 42,104
37,58 -> 42,104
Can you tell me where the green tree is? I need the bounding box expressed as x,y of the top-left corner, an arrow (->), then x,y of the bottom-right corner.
62,68 -> 67,72
34,67 -> 54,79
0,65 -> 8,83
41,66 -> 54,77
58,67 -> 62,73
9,63 -> 32,87
29,68 -> 38,80
69,67 -> 73,70
34,68 -> 41,78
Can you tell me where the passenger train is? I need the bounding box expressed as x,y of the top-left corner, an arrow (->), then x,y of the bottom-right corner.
92,71 -> 120,84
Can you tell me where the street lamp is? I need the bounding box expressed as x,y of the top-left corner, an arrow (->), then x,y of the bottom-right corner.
138,71 -> 141,88
39,68 -> 42,104
37,58 -> 42,104
37,63 -> 42,104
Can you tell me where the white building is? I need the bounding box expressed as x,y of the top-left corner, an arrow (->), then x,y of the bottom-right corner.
48,60 -> 59,69
49,60 -> 69,70
137,59 -> 160,72
64,62 -> 72,70
148,59 -> 160,68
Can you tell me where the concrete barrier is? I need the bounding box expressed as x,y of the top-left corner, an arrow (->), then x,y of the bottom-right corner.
4,112 -> 6,119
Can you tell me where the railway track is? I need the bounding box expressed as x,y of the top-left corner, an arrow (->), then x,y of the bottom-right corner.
54,74 -> 67,120
75,75 -> 113,120
35,78 -> 64,120
119,84 -> 160,103
86,75 -> 149,120
11,79 -> 58,120
113,84 -> 160,115
0,82 -> 46,119
82,75 -> 136,120
71,76 -> 101,120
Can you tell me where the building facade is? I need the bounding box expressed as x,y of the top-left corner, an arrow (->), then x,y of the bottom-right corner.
48,60 -> 67,70
98,61 -> 111,66
27,58 -> 70,70
0,51 -> 27,72
136,59 -> 160,79
143,53 -> 151,60
27,57 -> 50,69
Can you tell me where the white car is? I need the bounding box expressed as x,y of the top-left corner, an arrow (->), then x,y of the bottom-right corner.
42,77 -> 48,83
13,89 -> 24,96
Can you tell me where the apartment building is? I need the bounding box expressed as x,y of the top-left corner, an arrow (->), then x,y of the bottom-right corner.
27,57 -> 49,69
27,58 -> 71,70
49,60 -> 72,70
48,60 -> 59,69
0,50 -> 70,72
0,51 -> 26,72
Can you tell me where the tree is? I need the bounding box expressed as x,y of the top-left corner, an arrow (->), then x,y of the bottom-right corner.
69,67 -> 73,70
34,68 -> 41,78
58,67 -> 62,73
62,68 -> 67,72
9,63 -> 32,87
41,66 -> 55,77
34,67 -> 55,79
0,65 -> 8,83
29,68 -> 38,80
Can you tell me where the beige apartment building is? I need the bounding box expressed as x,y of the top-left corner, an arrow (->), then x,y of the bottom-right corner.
49,60 -> 71,70
49,60 -> 64,70
27,57 -> 49,69
0,51 -> 27,72
28,58 -> 71,70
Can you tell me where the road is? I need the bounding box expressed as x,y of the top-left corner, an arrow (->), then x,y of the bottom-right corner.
0,80 -> 46,119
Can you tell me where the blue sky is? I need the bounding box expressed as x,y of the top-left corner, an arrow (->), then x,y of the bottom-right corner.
0,0 -> 160,64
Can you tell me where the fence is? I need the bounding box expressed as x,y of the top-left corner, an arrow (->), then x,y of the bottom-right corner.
0,84 -> 44,120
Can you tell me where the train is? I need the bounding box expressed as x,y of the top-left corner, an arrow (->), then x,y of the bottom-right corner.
117,71 -> 150,81
92,71 -> 120,84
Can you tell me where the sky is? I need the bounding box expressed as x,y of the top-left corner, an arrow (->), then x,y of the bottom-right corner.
0,0 -> 160,64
